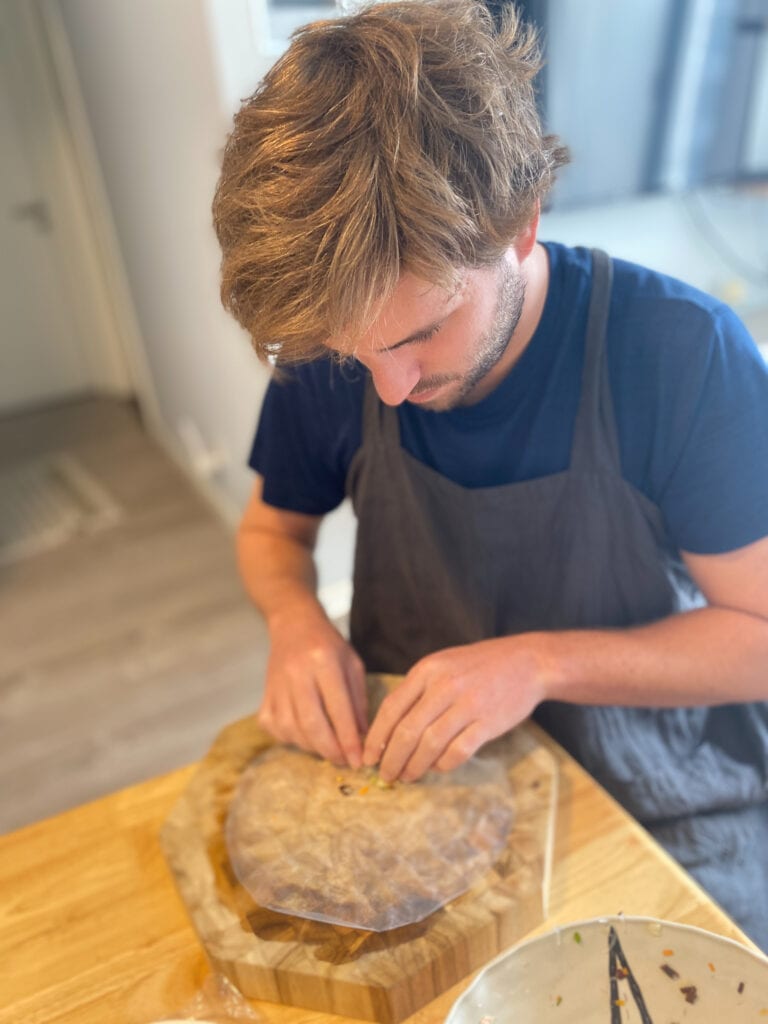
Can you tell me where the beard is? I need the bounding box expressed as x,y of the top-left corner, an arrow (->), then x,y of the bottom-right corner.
409,261 -> 526,411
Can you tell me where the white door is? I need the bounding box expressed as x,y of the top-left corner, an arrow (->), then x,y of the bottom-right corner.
0,2 -> 117,414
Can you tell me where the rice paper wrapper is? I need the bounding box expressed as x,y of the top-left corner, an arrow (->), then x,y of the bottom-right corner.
225,746 -> 515,931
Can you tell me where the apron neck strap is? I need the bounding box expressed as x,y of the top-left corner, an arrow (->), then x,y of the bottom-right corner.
569,249 -> 621,474
361,367 -> 401,447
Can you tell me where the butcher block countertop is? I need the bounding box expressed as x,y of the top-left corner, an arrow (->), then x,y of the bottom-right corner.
0,722 -> 757,1024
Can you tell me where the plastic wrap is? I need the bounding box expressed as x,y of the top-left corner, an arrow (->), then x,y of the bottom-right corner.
225,746 -> 515,931
146,970 -> 262,1023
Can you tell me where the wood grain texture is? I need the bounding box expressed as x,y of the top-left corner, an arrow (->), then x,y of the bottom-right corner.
159,690 -> 558,1024
0,724 -> 757,1024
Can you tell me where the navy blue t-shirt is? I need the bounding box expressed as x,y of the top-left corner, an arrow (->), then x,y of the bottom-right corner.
250,242 -> 768,555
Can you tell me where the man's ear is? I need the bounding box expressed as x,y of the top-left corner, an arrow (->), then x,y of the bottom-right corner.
512,200 -> 540,262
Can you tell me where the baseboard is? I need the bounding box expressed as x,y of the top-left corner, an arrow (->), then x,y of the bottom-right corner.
141,410 -> 242,530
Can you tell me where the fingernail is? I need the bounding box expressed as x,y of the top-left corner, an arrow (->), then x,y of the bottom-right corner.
348,753 -> 361,769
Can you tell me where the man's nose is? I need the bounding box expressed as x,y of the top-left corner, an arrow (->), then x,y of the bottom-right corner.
368,355 -> 419,406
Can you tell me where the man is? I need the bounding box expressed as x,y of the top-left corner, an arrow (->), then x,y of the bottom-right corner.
212,0 -> 768,947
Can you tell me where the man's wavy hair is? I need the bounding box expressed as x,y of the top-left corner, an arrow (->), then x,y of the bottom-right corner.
212,0 -> 568,363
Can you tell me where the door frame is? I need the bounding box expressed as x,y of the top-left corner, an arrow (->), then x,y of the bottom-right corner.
7,0 -> 162,423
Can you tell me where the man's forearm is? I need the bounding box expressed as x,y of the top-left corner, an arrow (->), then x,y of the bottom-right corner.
541,606 -> 768,708
236,528 -> 327,629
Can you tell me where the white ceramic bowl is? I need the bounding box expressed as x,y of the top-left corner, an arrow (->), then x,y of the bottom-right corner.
446,916 -> 768,1022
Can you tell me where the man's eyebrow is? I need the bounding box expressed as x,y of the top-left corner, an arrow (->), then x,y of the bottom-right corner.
379,319 -> 444,352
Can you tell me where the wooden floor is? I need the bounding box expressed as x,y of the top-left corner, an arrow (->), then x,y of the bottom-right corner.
0,395 -> 269,834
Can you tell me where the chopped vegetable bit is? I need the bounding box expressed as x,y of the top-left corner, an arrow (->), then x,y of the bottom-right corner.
337,767 -> 397,797
573,931 -> 582,944
660,963 -> 680,980
614,999 -> 626,1007
707,962 -> 715,972
614,966 -> 629,979
662,948 -> 675,956
738,981 -> 745,994
555,995 -> 562,1006
680,985 -> 698,1004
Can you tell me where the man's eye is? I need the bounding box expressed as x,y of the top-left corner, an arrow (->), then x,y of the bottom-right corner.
415,326 -> 439,343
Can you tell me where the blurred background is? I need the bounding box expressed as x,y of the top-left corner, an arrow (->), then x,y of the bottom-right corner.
1,0 -> 767,832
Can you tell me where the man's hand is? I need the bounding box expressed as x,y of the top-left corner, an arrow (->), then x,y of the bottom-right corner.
362,537 -> 768,784
237,478 -> 368,768
259,609 -> 368,767
362,636 -> 552,782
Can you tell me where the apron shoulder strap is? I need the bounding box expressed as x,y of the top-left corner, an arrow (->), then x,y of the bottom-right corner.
570,248 -> 622,474
361,370 -> 401,447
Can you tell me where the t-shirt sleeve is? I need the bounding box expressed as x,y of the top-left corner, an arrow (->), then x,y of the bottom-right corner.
249,360 -> 364,515
657,304 -> 768,554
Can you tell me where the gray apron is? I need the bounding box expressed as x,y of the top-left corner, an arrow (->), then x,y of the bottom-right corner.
345,250 -> 768,949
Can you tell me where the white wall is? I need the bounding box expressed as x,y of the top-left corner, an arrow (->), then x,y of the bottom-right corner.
56,0 -> 270,521
55,0 -> 355,598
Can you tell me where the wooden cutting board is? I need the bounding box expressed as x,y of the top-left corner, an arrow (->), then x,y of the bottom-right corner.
160,678 -> 558,1023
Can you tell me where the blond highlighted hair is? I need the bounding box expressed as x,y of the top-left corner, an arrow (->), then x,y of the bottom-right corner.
212,0 -> 568,363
